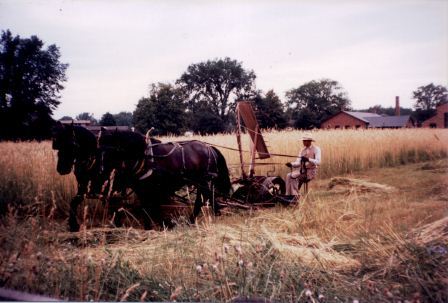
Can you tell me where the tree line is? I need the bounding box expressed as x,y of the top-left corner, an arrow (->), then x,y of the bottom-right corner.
1,30 -> 447,140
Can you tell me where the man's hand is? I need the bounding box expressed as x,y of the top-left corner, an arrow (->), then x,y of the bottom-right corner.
285,162 -> 292,168
301,156 -> 309,162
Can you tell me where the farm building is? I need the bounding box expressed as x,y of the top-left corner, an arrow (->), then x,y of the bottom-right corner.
321,96 -> 415,129
60,119 -> 91,126
321,111 -> 415,129
421,103 -> 448,128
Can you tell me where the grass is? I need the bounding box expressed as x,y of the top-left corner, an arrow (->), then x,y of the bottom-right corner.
0,128 -> 447,302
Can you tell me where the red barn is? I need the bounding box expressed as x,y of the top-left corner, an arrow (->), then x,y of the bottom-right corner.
321,111 -> 380,129
421,103 -> 448,128
321,111 -> 415,129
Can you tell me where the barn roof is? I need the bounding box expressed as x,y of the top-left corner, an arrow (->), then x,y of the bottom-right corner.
365,115 -> 413,128
343,111 -> 382,122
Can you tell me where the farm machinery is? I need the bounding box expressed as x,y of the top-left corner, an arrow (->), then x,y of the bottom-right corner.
223,101 -> 297,208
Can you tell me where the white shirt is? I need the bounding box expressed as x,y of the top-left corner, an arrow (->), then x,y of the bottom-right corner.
291,145 -> 321,168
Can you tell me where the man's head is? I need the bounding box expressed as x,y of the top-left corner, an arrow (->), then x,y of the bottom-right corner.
301,133 -> 314,147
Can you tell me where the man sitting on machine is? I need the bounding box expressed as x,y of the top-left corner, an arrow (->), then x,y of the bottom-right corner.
285,133 -> 321,196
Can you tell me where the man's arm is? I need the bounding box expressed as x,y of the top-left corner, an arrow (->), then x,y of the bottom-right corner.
308,146 -> 321,165
289,149 -> 305,168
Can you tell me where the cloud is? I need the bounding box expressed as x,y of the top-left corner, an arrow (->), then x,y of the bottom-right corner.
1,0 -> 446,117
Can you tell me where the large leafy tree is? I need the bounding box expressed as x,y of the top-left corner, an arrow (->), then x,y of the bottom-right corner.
0,30 -> 68,140
186,101 -> 225,135
133,83 -> 187,135
286,79 -> 351,129
99,112 -> 116,126
113,111 -> 133,126
177,57 -> 256,132
252,90 -> 287,129
412,83 -> 448,123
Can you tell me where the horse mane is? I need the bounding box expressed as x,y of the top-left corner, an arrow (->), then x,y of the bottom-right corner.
71,125 -> 97,157
104,129 -> 147,159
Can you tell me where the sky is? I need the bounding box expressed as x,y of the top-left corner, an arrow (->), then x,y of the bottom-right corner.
1,0 -> 447,119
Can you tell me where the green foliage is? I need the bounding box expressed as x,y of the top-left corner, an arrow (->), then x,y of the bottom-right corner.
360,104 -> 413,116
133,83 -> 187,135
413,83 -> 448,111
177,57 -> 256,132
112,112 -> 133,126
0,30 -> 68,140
75,112 -> 97,125
412,83 -> 448,123
187,101 -> 225,134
286,79 -> 351,129
99,112 -> 116,126
252,90 -> 287,129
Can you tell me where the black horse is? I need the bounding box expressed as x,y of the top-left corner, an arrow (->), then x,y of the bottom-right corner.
52,122 -> 105,232
98,128 -> 231,229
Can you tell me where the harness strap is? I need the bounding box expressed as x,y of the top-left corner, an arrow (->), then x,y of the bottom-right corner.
133,159 -> 145,175
146,142 -> 179,158
179,143 -> 186,171
207,145 -> 218,173
145,142 -> 155,163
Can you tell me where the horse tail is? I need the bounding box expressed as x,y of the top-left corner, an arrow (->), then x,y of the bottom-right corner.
210,146 -> 232,196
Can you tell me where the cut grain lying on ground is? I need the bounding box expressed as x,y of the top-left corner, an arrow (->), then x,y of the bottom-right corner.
0,128 -> 447,302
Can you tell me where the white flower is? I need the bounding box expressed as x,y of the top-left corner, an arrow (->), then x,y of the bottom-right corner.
196,265 -> 202,273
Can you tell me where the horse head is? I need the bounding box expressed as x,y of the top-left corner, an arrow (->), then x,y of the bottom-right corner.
52,121 -> 77,175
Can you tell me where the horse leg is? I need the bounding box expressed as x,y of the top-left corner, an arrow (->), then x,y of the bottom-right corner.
209,182 -> 221,216
190,185 -> 204,224
134,186 -> 162,230
69,177 -> 90,232
202,179 -> 221,216
68,194 -> 83,232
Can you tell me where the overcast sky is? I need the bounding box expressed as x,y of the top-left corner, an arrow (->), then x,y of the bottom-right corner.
1,0 -> 447,119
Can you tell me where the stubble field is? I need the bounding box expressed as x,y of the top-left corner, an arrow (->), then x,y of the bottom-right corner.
0,128 -> 447,302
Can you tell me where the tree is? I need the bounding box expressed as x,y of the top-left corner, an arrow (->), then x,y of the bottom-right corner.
187,101 -> 225,134
252,90 -> 287,129
0,30 -> 68,140
133,83 -> 187,135
286,79 -> 351,129
113,112 -> 133,126
99,112 -> 116,126
412,83 -> 448,123
59,116 -> 73,121
76,112 -> 97,125
361,105 -> 413,116
177,57 -> 256,132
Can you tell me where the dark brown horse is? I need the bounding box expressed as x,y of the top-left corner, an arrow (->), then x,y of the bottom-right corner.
52,122 -> 105,231
98,128 -> 231,229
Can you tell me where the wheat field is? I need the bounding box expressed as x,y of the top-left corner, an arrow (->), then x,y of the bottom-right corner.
0,128 -> 447,302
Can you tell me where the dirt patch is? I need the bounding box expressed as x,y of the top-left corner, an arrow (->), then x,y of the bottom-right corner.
328,177 -> 396,194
